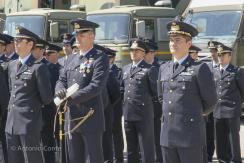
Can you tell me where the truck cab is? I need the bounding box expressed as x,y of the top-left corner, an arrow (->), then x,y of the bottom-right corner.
184,0 -> 244,68
87,0 -> 191,66
4,8 -> 85,45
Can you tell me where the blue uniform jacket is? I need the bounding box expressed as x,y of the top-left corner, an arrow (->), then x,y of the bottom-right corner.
55,47 -> 109,133
158,55 -> 217,147
6,55 -> 52,134
213,64 -> 244,118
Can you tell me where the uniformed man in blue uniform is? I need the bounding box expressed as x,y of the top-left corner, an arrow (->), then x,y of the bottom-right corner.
93,44 -> 118,163
213,44 -> 244,163
3,34 -> 18,60
107,48 -> 124,163
46,43 -> 62,64
43,42 -> 65,163
93,46 -> 121,163
121,39 -> 157,163
0,34 -> 10,63
0,65 -> 9,120
70,36 -> 79,54
189,45 -> 201,61
103,47 -> 122,163
0,33 -> 12,163
144,39 -> 164,163
205,40 -> 221,163
55,19 -> 109,163
0,65 -> 10,163
32,37 -> 48,61
33,38 -> 60,163
158,21 -> 217,163
6,26 -> 53,163
207,41 -> 221,71
58,33 -> 73,67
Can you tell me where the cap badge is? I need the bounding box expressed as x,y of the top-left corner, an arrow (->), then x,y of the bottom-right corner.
217,46 -> 223,52
74,23 -> 80,29
171,22 -> 180,31
132,41 -> 138,48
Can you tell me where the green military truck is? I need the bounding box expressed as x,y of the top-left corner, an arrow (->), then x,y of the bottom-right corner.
0,12 -> 6,33
3,8 -> 85,46
87,0 -> 192,66
184,0 -> 244,68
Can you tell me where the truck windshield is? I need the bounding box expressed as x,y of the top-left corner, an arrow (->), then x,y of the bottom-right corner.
87,14 -> 129,44
185,11 -> 242,42
4,15 -> 45,38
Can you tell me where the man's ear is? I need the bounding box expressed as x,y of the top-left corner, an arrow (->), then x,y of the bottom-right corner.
187,40 -> 192,49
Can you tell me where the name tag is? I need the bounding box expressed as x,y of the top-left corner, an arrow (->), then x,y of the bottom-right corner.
180,72 -> 192,76
23,71 -> 32,75
138,72 -> 145,75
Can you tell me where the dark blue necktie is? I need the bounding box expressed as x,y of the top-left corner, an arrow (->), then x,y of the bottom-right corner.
173,62 -> 179,73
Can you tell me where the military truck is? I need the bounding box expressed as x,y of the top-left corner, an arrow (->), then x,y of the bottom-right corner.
0,13 -> 6,33
183,0 -> 244,115
87,0 -> 192,66
3,8 -> 85,45
184,0 -> 244,68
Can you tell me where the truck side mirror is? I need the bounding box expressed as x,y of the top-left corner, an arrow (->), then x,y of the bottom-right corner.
0,19 -> 4,33
0,22 -> 4,33
136,20 -> 145,38
50,22 -> 59,40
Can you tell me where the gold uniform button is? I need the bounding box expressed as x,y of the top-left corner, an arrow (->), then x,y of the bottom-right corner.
168,101 -> 172,104
128,90 -> 130,93
190,118 -> 194,122
127,97 -> 130,100
168,112 -> 172,116
169,90 -> 173,93
219,98 -> 222,101
24,83 -> 27,86
170,79 -> 174,82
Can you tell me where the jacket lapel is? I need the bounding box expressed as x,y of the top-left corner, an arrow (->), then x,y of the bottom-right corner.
172,55 -> 192,79
168,61 -> 174,78
17,55 -> 35,76
221,64 -> 233,79
130,60 -> 145,76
